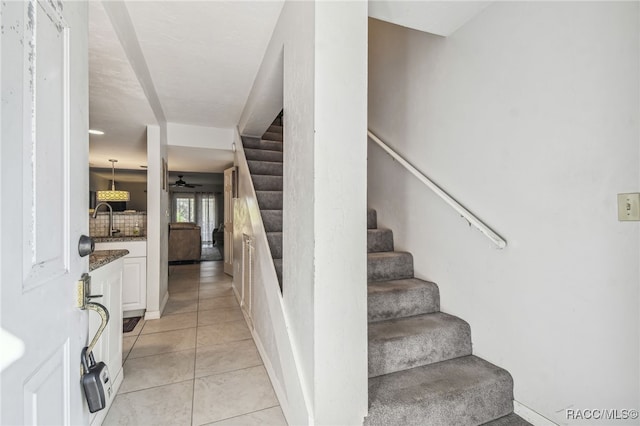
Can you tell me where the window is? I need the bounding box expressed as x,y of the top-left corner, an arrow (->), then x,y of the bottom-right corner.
171,192 -> 217,244
174,195 -> 195,222
199,195 -> 215,244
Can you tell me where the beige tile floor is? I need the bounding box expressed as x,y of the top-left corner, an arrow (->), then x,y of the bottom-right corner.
104,261 -> 287,426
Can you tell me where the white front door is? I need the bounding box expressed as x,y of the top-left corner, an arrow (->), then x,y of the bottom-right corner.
223,167 -> 235,275
1,1 -> 89,424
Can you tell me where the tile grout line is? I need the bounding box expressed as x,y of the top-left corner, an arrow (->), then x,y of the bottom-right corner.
194,362 -> 265,381
115,378 -> 195,396
206,404 -> 282,425
190,268 -> 201,426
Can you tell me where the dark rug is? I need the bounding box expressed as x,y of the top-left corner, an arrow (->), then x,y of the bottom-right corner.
201,244 -> 223,261
123,317 -> 141,333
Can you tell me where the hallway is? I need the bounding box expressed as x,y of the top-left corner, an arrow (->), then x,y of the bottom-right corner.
104,261 -> 287,425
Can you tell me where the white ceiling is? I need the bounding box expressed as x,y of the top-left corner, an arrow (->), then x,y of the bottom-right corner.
88,1 -> 284,172
88,2 -> 156,170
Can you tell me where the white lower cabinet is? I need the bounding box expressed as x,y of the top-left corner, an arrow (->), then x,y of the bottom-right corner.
89,258 -> 124,426
94,240 -> 147,317
122,256 -> 147,312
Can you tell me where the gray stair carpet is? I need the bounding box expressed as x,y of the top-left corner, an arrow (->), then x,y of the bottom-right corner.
243,122 -> 284,291
365,208 -> 530,425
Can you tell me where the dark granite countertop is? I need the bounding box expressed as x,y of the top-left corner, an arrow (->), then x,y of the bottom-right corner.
89,249 -> 129,271
93,236 -> 147,243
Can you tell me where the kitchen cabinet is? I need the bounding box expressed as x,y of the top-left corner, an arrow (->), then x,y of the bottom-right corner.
88,256 -> 124,426
122,256 -> 146,313
95,239 -> 147,318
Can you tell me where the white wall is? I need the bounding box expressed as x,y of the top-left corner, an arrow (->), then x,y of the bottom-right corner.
166,122 -> 233,150
368,0 -> 491,37
146,124 -> 169,319
312,2 -> 368,424
368,3 -> 639,425
233,130 -> 309,425
238,1 -> 368,424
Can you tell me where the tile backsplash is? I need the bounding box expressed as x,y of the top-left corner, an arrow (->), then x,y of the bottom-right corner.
90,212 -> 147,237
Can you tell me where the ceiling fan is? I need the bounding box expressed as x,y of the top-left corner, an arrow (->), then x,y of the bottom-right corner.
170,175 -> 202,189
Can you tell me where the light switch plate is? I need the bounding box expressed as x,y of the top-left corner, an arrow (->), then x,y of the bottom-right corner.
617,193 -> 640,221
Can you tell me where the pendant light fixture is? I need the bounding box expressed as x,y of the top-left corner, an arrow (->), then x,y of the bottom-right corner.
96,159 -> 130,202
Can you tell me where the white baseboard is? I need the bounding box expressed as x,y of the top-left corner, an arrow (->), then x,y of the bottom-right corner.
514,400 -> 558,426
247,319 -> 291,425
144,310 -> 160,320
145,290 -> 170,320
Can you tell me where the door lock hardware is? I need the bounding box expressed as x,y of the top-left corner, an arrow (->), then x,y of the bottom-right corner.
81,347 -> 111,413
78,235 -> 95,257
77,273 -> 111,412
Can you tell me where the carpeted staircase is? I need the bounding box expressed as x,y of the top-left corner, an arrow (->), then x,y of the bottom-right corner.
241,119 -> 529,424
365,208 -> 530,426
241,122 -> 284,290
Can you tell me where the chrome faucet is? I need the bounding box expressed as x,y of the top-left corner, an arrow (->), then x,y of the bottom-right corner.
93,202 -> 119,236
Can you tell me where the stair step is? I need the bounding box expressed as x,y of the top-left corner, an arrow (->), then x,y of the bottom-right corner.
261,210 -> 282,232
245,148 -> 283,162
368,252 -> 413,281
273,258 -> 282,290
262,131 -> 283,141
244,138 -> 282,152
367,229 -> 393,253
253,175 -> 283,191
248,160 -> 283,176
366,355 -> 514,426
367,208 -> 377,229
368,312 -> 471,377
268,124 -> 283,134
241,136 -> 262,149
256,191 -> 283,210
267,232 -> 282,259
368,278 -> 439,322
482,413 -> 533,426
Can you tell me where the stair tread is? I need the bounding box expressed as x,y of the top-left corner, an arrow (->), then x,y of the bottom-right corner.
267,232 -> 282,259
367,208 -> 377,229
261,210 -> 283,232
482,413 -> 533,426
273,258 -> 282,290
252,174 -> 283,179
245,148 -> 283,155
245,148 -> 283,163
262,131 -> 283,141
248,160 -> 283,176
369,312 -> 470,346
367,228 -> 394,253
256,190 -> 283,210
368,278 -> 440,322
367,278 -> 436,296
252,175 -> 283,191
368,312 -> 471,377
367,251 -> 413,281
367,355 -> 514,426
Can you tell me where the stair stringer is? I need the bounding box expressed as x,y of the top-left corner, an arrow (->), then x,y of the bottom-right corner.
232,128 -> 312,425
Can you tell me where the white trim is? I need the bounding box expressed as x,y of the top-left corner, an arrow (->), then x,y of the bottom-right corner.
368,130 -> 507,249
247,318 -> 292,426
514,400 -> 558,426
144,290 -> 169,320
